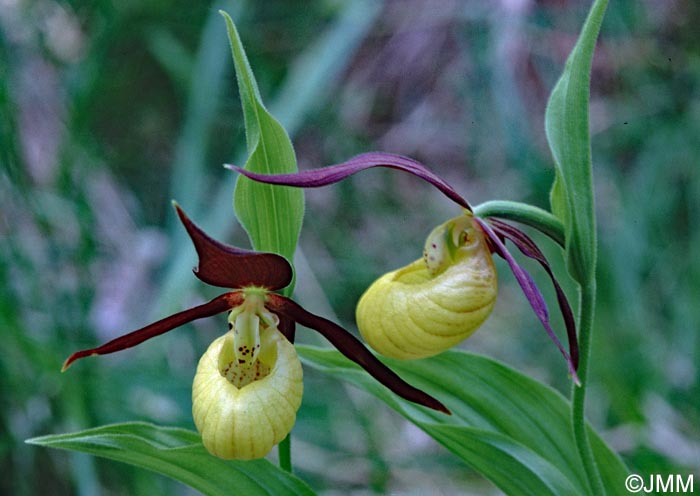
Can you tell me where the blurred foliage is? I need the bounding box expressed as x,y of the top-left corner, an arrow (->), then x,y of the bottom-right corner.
1,0 -> 698,494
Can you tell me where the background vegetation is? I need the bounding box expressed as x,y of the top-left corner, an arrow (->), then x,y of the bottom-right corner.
2,0 -> 698,494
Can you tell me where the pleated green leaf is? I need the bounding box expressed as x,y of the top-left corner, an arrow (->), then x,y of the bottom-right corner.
544,0 -> 608,285
298,346 -> 628,495
27,422 -> 314,496
424,425 -> 578,496
222,11 -> 304,274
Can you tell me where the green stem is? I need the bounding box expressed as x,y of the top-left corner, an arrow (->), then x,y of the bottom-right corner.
571,281 -> 605,495
278,432 -> 292,472
277,291 -> 295,472
472,200 -> 565,247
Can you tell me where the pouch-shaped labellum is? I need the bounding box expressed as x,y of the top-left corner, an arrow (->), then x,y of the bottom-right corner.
356,215 -> 498,359
192,327 -> 303,460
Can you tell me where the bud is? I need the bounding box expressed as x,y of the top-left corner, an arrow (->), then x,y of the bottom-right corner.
357,213 -> 498,359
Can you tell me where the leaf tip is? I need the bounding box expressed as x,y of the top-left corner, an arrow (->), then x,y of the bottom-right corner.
24,436 -> 41,446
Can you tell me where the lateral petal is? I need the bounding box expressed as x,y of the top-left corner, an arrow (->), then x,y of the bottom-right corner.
474,218 -> 580,384
62,292 -> 242,370
489,219 -> 578,371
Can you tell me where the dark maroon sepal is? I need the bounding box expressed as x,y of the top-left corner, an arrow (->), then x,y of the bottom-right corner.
226,152 -> 471,211
174,203 -> 292,290
489,219 -> 579,371
266,293 -> 451,414
62,292 -> 243,371
474,218 -> 580,384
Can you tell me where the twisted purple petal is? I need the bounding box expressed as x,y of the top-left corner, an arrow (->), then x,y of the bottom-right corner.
489,218 -> 579,371
474,217 -> 580,384
63,292 -> 243,371
226,152 -> 471,211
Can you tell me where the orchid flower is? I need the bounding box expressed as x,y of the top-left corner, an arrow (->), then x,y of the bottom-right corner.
62,203 -> 448,460
227,152 -> 579,383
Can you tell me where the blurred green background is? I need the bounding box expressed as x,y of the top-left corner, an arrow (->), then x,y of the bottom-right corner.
1,0 -> 698,494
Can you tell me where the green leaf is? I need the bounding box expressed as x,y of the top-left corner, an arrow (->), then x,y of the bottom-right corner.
544,0 -> 608,285
27,422 -> 314,496
222,11 -> 304,272
298,346 -> 628,495
426,425 -> 579,495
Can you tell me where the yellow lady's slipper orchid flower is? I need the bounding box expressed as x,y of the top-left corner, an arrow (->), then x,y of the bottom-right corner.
357,212 -> 497,359
231,152 -> 579,382
62,204 -> 448,460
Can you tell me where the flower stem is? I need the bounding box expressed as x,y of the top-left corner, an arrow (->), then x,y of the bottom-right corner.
571,281 -> 605,495
473,200 -> 565,247
278,435 -> 292,472
279,274 -> 296,471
